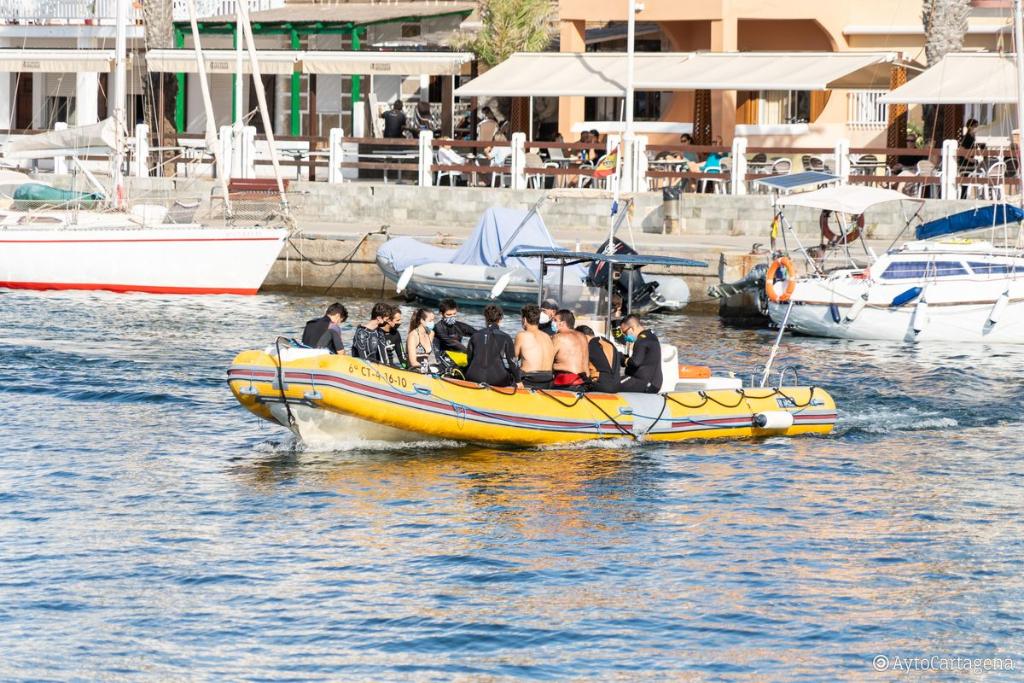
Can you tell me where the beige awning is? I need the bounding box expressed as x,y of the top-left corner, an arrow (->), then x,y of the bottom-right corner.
635,52 -> 902,91
301,51 -> 473,76
879,53 -> 1017,104
454,52 -> 693,97
145,49 -> 299,75
0,49 -> 115,73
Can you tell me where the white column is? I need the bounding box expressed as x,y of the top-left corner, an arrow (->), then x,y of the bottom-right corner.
834,138 -> 850,184
731,136 -> 747,195
351,101 -> 365,137
634,134 -> 648,192
418,129 -> 433,187
52,121 -> 68,174
328,127 -> 344,184
76,37 -> 99,125
32,73 -> 44,128
242,125 -> 257,178
218,124 -> 233,179
510,131 -> 526,190
231,125 -> 244,178
0,73 -> 10,130
941,139 -> 958,200
134,123 -> 149,177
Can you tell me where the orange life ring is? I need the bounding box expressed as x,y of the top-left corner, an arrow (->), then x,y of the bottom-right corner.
820,210 -> 864,246
765,256 -> 797,303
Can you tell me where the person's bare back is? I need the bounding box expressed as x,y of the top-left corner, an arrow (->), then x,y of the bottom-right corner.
515,327 -> 554,372
552,329 -> 589,375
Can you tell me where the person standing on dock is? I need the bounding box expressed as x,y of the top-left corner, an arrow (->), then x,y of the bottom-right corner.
351,303 -> 392,363
618,315 -> 662,394
465,305 -> 518,388
514,304 -> 554,390
434,299 -> 476,353
301,303 -> 348,354
551,309 -> 589,388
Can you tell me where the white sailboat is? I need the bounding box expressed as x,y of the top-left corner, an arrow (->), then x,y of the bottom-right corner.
0,0 -> 289,295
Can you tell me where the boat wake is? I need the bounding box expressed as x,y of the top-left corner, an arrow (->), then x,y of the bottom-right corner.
253,435 -> 467,454
834,406 -> 959,437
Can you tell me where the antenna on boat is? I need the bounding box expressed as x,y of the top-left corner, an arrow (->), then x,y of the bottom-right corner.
111,0 -> 127,209
185,0 -> 233,219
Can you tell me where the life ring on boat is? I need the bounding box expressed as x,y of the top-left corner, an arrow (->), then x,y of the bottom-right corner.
820,210 -> 864,246
765,256 -> 797,303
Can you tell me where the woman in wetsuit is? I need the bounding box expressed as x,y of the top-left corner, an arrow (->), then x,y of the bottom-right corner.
406,308 -> 437,372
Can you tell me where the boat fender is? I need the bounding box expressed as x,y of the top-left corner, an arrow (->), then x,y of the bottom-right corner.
679,365 -> 712,379
989,290 -> 1010,325
890,286 -> 923,308
303,390 -> 323,401
765,256 -> 797,303
396,266 -> 415,294
912,290 -> 929,334
845,292 -> 869,322
829,303 -> 841,323
752,411 -> 794,430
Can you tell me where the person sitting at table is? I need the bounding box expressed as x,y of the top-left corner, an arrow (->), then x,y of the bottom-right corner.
436,141 -> 467,186
962,118 -> 980,151
411,101 -> 439,136
381,100 -> 406,139
477,107 -> 499,142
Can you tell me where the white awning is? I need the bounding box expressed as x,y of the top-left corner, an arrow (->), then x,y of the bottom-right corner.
454,52 -> 693,97
301,51 -> 473,75
776,186 -> 916,214
6,118 -> 117,159
145,49 -> 299,75
146,49 -> 474,76
0,49 -> 116,73
636,52 -> 901,91
879,53 -> 1017,104
571,121 -> 693,135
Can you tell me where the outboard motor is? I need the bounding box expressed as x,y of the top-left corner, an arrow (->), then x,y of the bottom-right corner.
587,238 -> 659,313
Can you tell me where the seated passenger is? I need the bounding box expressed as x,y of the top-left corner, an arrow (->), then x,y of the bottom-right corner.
434,298 -> 476,353
551,309 -> 589,388
514,303 -> 555,389
576,325 -> 621,393
301,302 -> 348,354
407,308 -> 437,372
618,315 -> 662,394
465,304 -> 518,387
379,306 -> 407,368
351,302 -> 391,363
539,299 -> 559,336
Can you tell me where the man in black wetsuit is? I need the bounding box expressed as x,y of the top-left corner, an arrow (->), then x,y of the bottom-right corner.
576,325 -> 620,393
351,302 -> 392,362
379,306 -> 408,368
465,304 -> 518,387
381,100 -> 407,138
301,302 -> 348,354
434,298 -> 476,353
618,314 -> 662,394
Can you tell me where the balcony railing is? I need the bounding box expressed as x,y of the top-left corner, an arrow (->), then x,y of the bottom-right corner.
0,0 -> 283,24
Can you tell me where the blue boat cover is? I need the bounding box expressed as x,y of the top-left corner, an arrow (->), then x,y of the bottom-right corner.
376,207 -> 586,282
915,204 -> 1024,240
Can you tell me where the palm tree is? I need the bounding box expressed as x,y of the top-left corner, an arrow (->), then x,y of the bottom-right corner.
921,0 -> 972,143
141,0 -> 178,176
456,0 -> 556,69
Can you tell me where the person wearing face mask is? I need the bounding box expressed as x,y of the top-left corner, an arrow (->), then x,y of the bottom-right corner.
539,299 -> 559,336
379,306 -> 408,368
352,302 -> 392,362
406,308 -> 438,372
618,314 -> 662,394
434,298 -> 477,353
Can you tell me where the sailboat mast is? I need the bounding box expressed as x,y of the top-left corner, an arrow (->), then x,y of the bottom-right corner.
112,0 -> 128,207
1014,0 -> 1024,209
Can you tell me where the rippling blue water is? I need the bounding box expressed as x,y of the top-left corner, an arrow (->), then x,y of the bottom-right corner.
2,291 -> 1024,680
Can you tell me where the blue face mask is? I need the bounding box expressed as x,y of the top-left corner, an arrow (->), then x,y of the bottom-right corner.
549,321 -> 558,333
624,333 -> 637,344
425,322 -> 435,331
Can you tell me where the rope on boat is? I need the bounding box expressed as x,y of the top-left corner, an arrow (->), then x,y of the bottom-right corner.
273,336 -> 296,428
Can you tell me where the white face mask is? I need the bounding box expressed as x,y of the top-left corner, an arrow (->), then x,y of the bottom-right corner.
538,312 -> 551,325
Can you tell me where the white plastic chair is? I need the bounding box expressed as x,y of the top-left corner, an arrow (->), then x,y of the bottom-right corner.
986,160 -> 1007,200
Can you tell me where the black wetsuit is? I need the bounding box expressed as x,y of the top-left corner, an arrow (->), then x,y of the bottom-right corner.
586,336 -> 621,393
434,317 -> 476,353
301,316 -> 344,354
382,109 -> 407,138
351,325 -> 387,363
381,327 -> 408,368
465,324 -> 518,387
620,330 -> 662,394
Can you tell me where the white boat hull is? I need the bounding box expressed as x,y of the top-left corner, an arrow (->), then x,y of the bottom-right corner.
0,225 -> 288,294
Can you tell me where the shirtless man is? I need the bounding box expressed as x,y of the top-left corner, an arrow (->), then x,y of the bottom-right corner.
551,309 -> 589,388
514,304 -> 555,389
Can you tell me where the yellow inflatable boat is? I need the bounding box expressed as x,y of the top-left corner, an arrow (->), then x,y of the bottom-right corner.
227,349 -> 837,447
